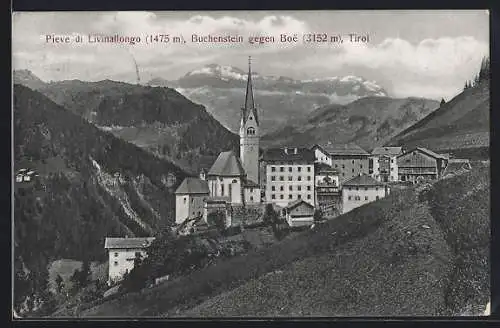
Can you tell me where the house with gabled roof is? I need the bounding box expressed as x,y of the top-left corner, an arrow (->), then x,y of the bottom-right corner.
397,147 -> 449,183
341,174 -> 389,214
282,199 -> 315,227
312,142 -> 370,184
175,177 -> 210,224
442,159 -> 472,177
104,237 -> 155,284
370,146 -> 403,182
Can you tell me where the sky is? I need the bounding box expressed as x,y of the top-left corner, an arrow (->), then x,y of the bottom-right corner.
12,10 -> 489,100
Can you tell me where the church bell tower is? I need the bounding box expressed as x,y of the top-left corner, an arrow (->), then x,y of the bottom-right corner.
239,56 -> 260,184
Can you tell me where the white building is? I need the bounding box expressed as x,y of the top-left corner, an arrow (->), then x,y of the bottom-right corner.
104,237 -> 155,284
370,146 -> 402,182
262,147 -> 316,208
174,177 -> 210,224
342,174 -> 389,214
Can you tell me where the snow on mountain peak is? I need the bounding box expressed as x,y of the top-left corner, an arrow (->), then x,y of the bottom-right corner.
187,64 -> 249,81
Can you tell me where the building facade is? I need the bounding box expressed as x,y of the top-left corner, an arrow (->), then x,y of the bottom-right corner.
312,143 -> 370,185
205,151 -> 246,204
341,175 -> 389,214
104,237 -> 155,284
262,147 -> 316,208
239,57 -> 260,185
314,162 -> 341,217
174,177 -> 210,224
370,146 -> 402,182
397,147 -> 449,183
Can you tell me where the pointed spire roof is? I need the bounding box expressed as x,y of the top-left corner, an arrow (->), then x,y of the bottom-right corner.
242,56 -> 259,126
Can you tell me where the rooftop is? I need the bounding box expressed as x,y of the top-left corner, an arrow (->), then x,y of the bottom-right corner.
315,162 -> 338,173
175,177 -> 210,195
343,174 -> 384,187
262,147 -> 315,162
243,179 -> 260,188
104,237 -> 155,249
314,143 -> 369,156
207,151 -> 245,177
372,146 -> 403,157
284,199 -> 315,210
398,147 -> 448,160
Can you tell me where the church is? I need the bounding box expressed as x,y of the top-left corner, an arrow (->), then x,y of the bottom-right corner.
175,57 -> 262,225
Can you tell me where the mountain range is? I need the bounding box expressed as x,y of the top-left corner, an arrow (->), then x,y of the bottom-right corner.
147,64 -> 389,134
13,69 -> 239,175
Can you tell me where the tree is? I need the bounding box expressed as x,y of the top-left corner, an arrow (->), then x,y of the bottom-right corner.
207,210 -> 226,231
263,203 -> 278,225
55,274 -> 64,294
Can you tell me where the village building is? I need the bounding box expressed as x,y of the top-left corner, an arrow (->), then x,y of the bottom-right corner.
104,237 -> 155,285
369,146 -> 403,182
174,177 -> 210,224
262,147 -> 316,208
282,199 -> 315,227
15,168 -> 38,183
341,174 -> 389,214
312,143 -> 370,185
397,147 -> 449,183
314,162 -> 341,217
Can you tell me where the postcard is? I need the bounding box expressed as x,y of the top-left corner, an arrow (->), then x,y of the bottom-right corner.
12,10 -> 490,318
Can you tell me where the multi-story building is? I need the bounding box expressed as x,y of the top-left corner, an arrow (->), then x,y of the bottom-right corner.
369,146 -> 402,182
104,237 -> 155,285
312,143 -> 370,185
314,162 -> 341,217
341,175 -> 389,214
262,147 -> 316,208
397,147 -> 449,183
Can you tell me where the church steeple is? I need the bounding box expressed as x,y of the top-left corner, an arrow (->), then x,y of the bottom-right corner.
242,56 -> 259,126
239,56 -> 260,185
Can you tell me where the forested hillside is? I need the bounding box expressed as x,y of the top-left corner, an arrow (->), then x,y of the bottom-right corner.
13,84 -> 188,315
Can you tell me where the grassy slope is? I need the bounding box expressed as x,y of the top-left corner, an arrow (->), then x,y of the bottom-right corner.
387,82 -> 489,151
74,163 -> 489,317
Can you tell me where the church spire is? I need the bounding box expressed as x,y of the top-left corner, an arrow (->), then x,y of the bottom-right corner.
244,56 -> 255,110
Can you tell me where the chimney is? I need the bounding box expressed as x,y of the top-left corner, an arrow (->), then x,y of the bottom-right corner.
294,148 -> 298,154
284,147 -> 288,154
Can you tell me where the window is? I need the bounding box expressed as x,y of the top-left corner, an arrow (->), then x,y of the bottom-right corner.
342,173 -> 345,176
365,196 -> 368,201
289,186 -> 293,191
365,187 -> 368,191
288,176 -> 293,181
307,194 -> 311,199
247,127 -> 255,135
298,195 -> 302,199
221,185 -> 224,195
114,261 -> 118,266
114,252 -> 119,257
298,186 -> 302,191
280,195 -> 284,199
250,196 -> 254,201
352,169 -> 355,173
355,187 -> 359,191
298,176 -> 302,181
348,196 -> 352,200
183,197 -> 187,204
348,187 -> 351,191
272,194 -> 276,199
342,164 -> 345,169
375,187 -> 379,191
298,167 -> 302,172
335,164 -> 338,168
391,159 -> 394,163
307,167 -> 311,172
352,160 -> 355,164
307,176 -> 311,181
376,196 -> 380,200
307,186 -> 311,191
280,167 -> 284,172
289,167 -> 292,172
272,186 -> 276,191
271,166 -> 276,172
391,167 -> 394,171
280,186 -> 284,191
360,164 -> 363,168
271,176 -> 276,181
280,176 -> 284,181
232,179 -> 237,183
191,198 -> 194,203
289,195 -> 293,199
355,196 -> 361,201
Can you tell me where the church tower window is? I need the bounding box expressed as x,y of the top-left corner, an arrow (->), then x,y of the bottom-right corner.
247,127 -> 255,135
